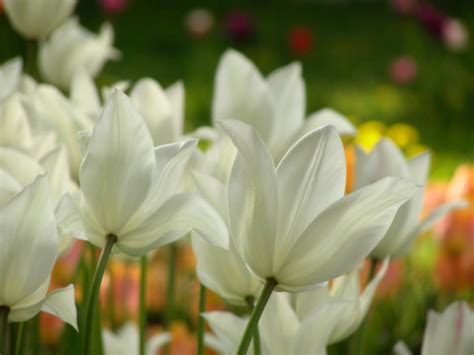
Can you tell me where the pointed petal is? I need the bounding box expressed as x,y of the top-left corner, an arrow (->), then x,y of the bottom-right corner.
40,145 -> 71,205
77,131 -> 92,157
392,200 -> 469,258
408,151 -> 431,184
55,193 -> 87,241
118,193 -> 228,256
70,70 -> 101,117
267,62 -> 305,150
166,80 -> 185,139
354,138 -> 411,189
304,108 -> 356,136
277,177 -> 419,290
220,119 -> 278,279
0,176 -> 58,306
212,50 -> 275,143
275,126 -> 346,269
79,91 -> 155,235
203,311 -> 248,353
394,341 -> 413,355
41,285 -> 78,331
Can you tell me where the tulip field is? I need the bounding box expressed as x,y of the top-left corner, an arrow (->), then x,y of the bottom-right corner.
0,1 -> 473,355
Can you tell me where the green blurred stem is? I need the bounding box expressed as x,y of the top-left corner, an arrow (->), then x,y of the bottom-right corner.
245,296 -> 261,355
14,322 -> 24,355
349,259 -> 378,355
197,284 -> 206,355
237,278 -> 277,355
165,243 -> 177,326
139,256 -> 148,355
25,40 -> 37,78
82,234 -> 117,355
0,306 -> 9,355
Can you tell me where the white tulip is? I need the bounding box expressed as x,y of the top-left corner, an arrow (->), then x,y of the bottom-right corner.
0,57 -> 22,102
205,293 -> 347,354
4,0 -> 76,39
221,119 -> 418,292
0,93 -> 33,150
394,301 -> 474,355
191,171 -> 261,306
58,91 -> 228,256
354,138 -> 468,259
212,49 -> 356,162
0,176 -> 77,328
103,322 -> 170,355
22,83 -> 94,179
291,260 -> 388,344
38,17 -> 120,89
130,78 -> 185,146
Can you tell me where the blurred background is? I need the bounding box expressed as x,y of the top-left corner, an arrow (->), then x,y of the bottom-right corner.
0,1 -> 472,354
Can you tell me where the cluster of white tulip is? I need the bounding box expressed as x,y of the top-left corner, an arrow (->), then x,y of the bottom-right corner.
0,1 -> 470,355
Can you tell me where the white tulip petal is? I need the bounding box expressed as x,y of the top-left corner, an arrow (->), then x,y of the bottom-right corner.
77,131 -> 92,157
146,333 -> 171,355
394,341 -> 413,355
80,91 -> 156,235
421,302 -> 474,355
203,312 -> 248,353
0,57 -> 22,100
221,119 -> 278,279
277,177 -> 419,290
408,151 -> 431,185
275,125 -> 346,268
354,139 -> 411,189
41,284 -> 78,330
119,193 -> 228,256
8,277 -> 50,322
192,236 -> 260,306
0,94 -> 33,149
304,108 -> 356,136
392,199 -> 469,258
0,147 -> 44,186
212,50 -> 275,143
165,80 -> 185,139
70,70 -> 101,116
0,168 -> 22,205
55,193 -> 87,240
0,176 -> 58,306
267,62 -> 305,150
40,145 -> 70,204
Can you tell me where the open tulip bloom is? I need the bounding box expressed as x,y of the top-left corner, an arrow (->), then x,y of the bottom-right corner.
57,90 -> 228,354
218,119 -> 419,353
0,176 -> 77,348
355,138 -> 468,259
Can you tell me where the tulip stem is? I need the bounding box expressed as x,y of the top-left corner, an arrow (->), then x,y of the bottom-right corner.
0,306 -> 9,355
82,234 -> 117,355
237,278 -> 277,355
197,283 -> 206,355
139,255 -> 148,355
14,322 -> 24,355
245,296 -> 261,355
165,243 -> 177,326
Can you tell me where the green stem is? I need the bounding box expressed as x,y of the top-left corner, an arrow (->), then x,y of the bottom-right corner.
197,284 -> 206,355
82,234 -> 117,355
14,323 -> 24,355
349,259 -> 378,355
165,243 -> 177,326
25,40 -> 37,79
0,306 -> 9,355
245,297 -> 261,355
107,264 -> 117,331
237,278 -> 277,355
139,256 -> 148,355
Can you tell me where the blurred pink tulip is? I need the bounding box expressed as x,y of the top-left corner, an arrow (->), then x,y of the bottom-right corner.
389,56 -> 417,84
99,0 -> 128,15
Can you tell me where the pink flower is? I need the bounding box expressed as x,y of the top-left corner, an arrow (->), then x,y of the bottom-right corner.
442,19 -> 469,52
224,10 -> 256,43
99,0 -> 128,15
389,56 -> 417,84
288,26 -> 313,56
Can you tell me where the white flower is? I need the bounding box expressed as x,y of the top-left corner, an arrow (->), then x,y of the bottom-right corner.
0,176 -> 77,328
394,301 -> 474,355
0,57 -> 22,102
221,119 -> 418,292
38,17 -> 120,89
0,93 -> 33,150
103,322 -> 170,355
291,260 -> 388,344
212,49 -> 356,162
130,78 -> 185,146
4,0 -> 76,39
22,83 -> 94,179
354,138 -> 467,259
205,293 -> 346,354
191,171 -> 262,306
59,91 -> 228,256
